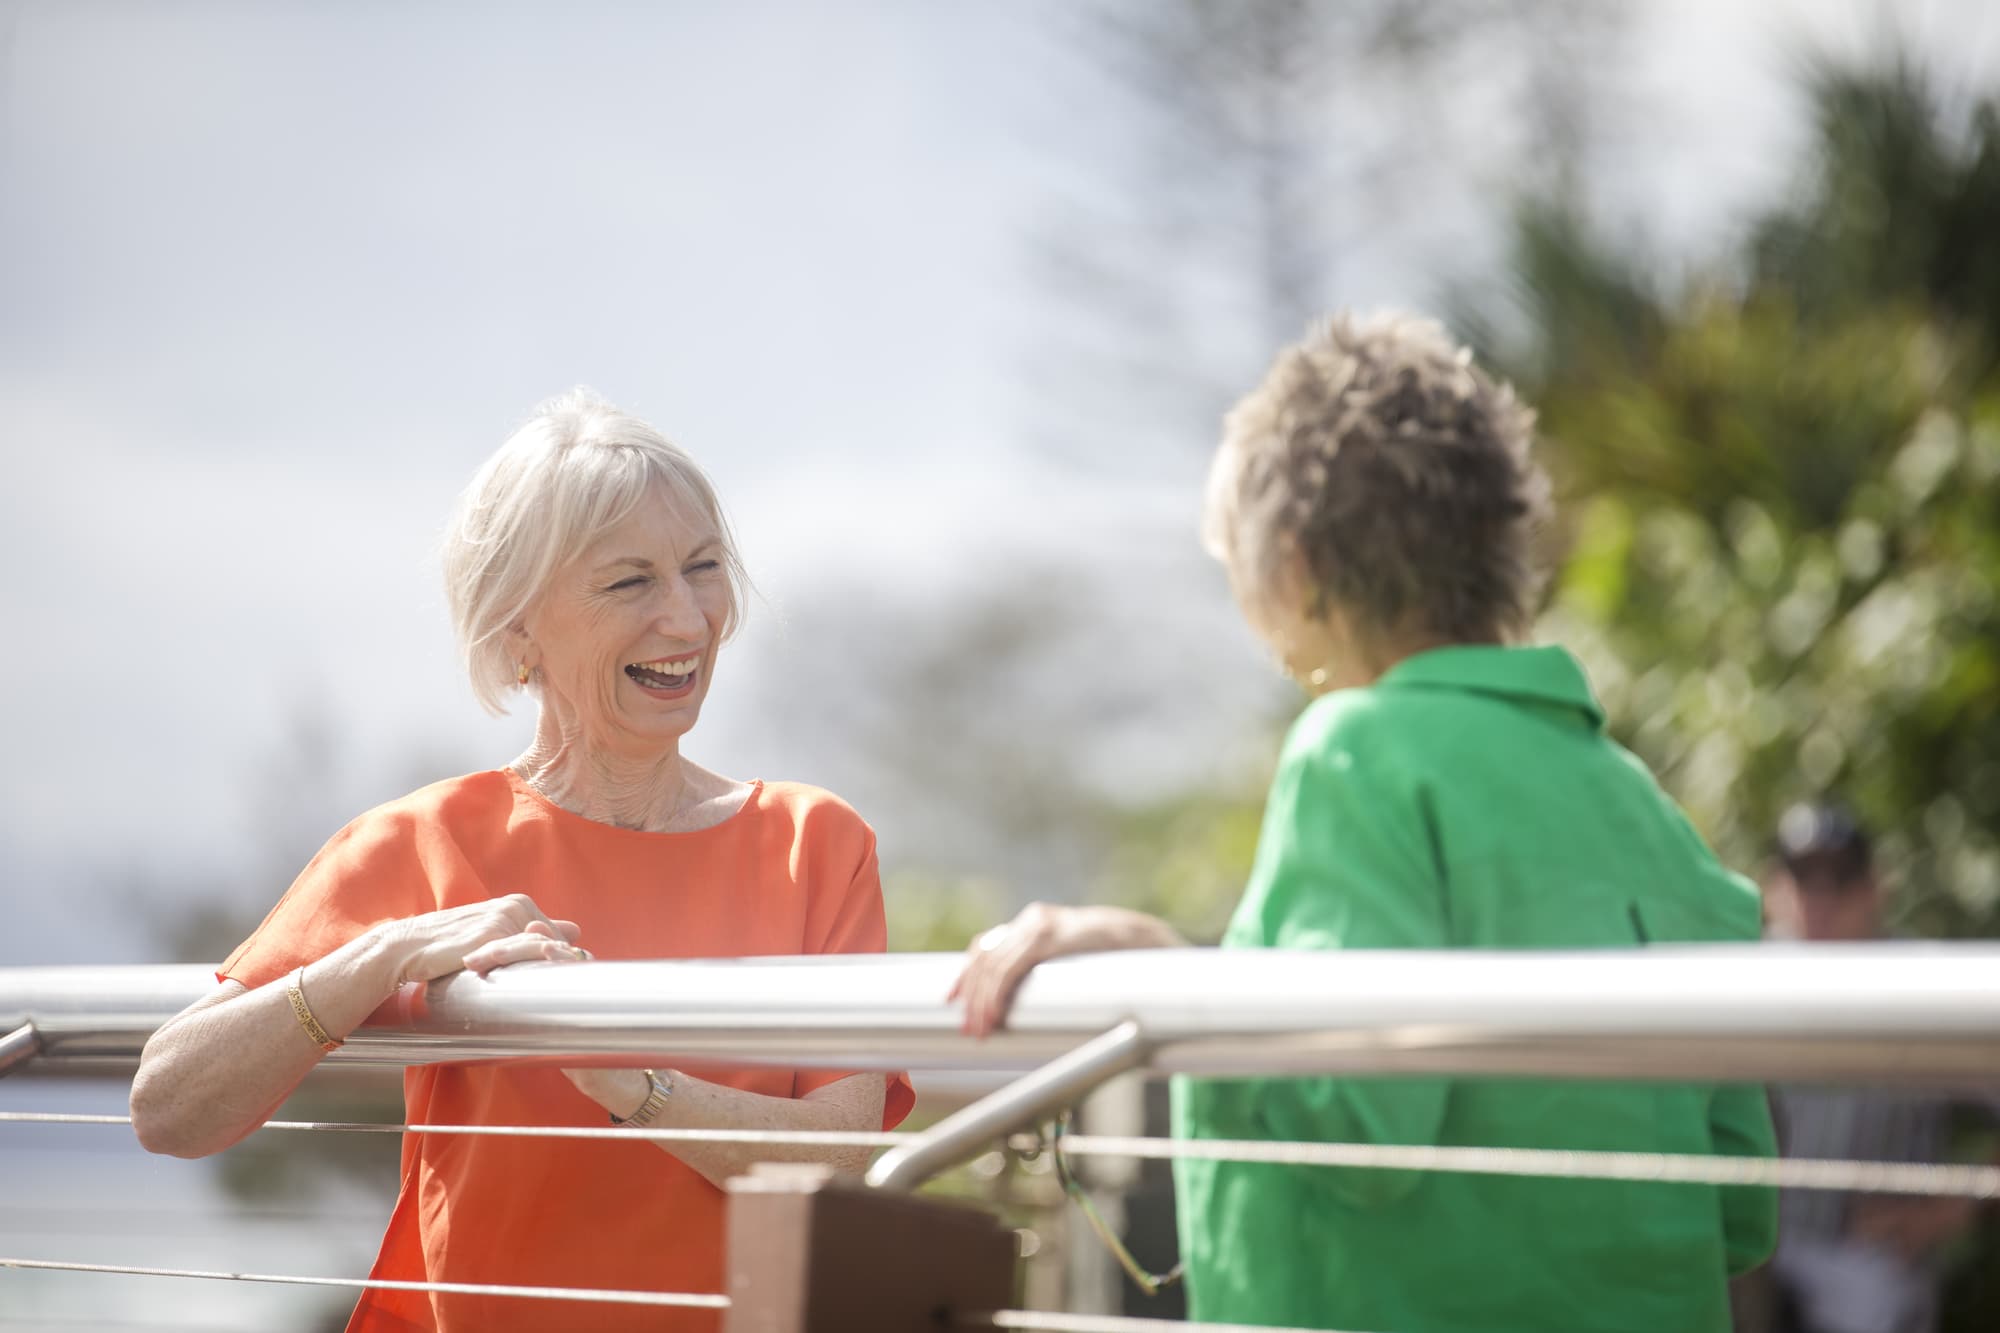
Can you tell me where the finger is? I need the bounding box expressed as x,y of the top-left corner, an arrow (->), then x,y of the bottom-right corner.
965,951 -> 1010,1036
954,961 -> 987,1034
462,941 -> 516,974
948,925 -> 1004,1004
980,953 -> 1022,1035
957,960 -> 988,1034
463,932 -> 568,974
954,925 -> 1014,1027
962,949 -> 1000,1035
978,940 -> 1041,1037
952,948 -> 984,1000
527,935 -> 588,964
969,955 -> 1010,1038
552,919 -> 583,943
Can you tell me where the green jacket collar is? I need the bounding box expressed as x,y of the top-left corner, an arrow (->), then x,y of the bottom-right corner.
1376,644 -> 1605,730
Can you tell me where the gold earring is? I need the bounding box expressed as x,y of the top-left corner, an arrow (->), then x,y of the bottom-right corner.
516,662 -> 531,686
1306,667 -> 1329,689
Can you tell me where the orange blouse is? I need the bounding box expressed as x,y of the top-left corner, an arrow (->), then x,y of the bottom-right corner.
220,769 -> 915,1332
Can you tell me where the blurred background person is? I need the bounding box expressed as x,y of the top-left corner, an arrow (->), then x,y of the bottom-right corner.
1765,803 -> 1997,1333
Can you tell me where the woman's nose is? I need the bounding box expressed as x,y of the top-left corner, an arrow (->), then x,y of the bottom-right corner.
651,576 -> 707,637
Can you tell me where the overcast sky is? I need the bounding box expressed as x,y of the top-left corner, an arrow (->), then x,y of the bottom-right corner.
4,2 -> 1997,1328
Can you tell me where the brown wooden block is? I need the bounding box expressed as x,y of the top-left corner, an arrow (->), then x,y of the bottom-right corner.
725,1164 -> 1017,1333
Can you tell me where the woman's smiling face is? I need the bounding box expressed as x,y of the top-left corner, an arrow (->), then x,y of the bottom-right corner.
518,484 -> 731,755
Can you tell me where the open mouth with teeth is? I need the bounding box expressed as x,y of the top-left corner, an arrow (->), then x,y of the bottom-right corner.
624,654 -> 701,692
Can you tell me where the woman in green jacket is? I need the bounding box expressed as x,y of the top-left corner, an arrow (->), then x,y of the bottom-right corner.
951,311 -> 1778,1332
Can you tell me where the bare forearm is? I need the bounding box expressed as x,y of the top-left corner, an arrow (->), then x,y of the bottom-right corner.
130,928 -> 403,1158
1063,907 -> 1187,950
575,1069 -> 887,1190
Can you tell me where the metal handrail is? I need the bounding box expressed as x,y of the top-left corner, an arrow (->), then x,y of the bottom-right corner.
6,944 -> 2000,1086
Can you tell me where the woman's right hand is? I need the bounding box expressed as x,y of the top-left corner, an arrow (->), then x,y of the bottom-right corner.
385,894 -> 584,985
132,892 -> 581,1160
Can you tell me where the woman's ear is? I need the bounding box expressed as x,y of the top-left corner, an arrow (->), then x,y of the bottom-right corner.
505,619 -> 541,675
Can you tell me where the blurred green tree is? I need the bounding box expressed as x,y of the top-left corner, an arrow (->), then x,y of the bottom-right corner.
1482,57 -> 2000,937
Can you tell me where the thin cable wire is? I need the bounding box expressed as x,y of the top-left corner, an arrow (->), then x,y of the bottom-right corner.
0,1111 -> 901,1147
1055,1133 -> 2000,1199
962,1311 -> 1371,1333
10,1111 -> 1996,1196
0,1258 -> 728,1309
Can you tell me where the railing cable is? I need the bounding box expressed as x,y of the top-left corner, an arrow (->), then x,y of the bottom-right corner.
1053,1133 -> 2000,1199
9,1111 -> 1996,1197
0,1257 -> 727,1308
0,1111 -> 900,1147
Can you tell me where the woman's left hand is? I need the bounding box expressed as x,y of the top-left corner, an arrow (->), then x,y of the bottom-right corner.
478,938 -> 651,1120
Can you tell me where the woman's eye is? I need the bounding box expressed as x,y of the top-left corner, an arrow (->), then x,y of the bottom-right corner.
608,576 -> 651,592
687,560 -> 722,575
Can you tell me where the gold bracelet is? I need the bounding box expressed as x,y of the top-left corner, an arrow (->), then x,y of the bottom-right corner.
286,966 -> 342,1054
610,1069 -> 673,1127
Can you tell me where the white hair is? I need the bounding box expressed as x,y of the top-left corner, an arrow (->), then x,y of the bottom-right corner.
441,388 -> 748,716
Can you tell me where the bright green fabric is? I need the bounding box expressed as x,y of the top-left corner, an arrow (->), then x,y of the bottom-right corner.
1169,645 -> 1778,1332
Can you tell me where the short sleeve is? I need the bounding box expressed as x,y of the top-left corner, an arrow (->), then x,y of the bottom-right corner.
791,817 -> 916,1130
218,810 -> 435,991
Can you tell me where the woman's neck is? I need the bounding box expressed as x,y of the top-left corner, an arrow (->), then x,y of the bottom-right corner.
513,716 -> 693,833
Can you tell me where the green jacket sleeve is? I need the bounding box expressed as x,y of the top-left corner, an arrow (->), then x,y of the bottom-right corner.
1709,1084 -> 1780,1274
1200,710 -> 1452,1208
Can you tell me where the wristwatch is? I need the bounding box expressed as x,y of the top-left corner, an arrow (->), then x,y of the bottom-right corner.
610,1069 -> 673,1127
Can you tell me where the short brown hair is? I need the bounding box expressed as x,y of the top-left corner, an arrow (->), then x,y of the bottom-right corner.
1203,311 -> 1551,644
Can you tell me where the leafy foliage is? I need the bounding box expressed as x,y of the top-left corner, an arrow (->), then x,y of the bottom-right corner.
1495,59 -> 2000,934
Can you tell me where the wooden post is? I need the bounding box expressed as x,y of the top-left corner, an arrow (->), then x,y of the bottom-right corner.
725,1164 -> 1017,1333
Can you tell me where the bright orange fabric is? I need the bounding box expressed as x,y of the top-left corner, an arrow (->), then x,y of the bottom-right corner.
219,770 -> 915,1333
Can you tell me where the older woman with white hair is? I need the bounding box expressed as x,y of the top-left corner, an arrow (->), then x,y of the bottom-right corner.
131,389 -> 912,1333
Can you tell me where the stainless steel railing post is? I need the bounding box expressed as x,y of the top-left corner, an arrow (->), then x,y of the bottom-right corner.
0,1023 -> 42,1078
865,1019 -> 1151,1192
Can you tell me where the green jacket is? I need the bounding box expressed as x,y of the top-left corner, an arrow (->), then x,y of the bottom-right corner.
1169,645 -> 1778,1332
